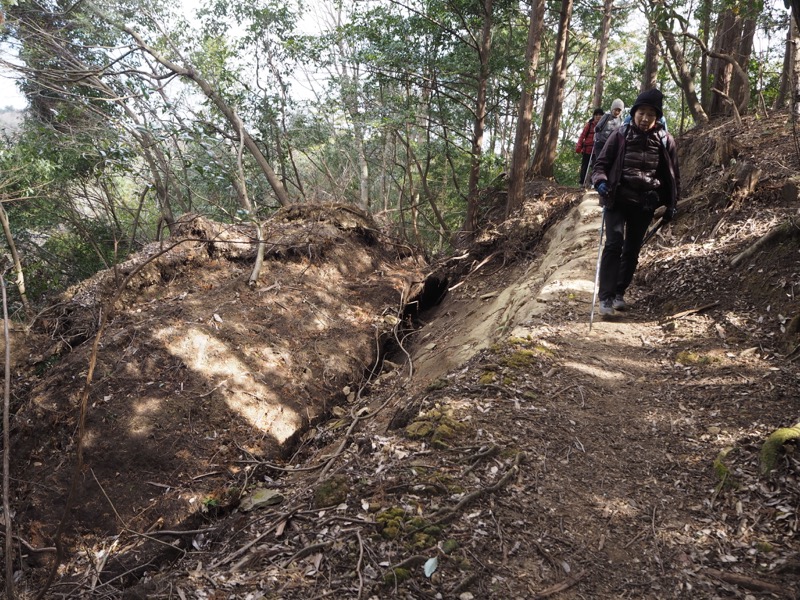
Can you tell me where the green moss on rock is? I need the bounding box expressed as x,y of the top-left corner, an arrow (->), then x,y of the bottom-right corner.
384,567 -> 411,585
313,474 -> 350,508
479,371 -> 496,385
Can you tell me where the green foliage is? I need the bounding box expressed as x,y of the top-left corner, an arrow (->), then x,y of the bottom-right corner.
0,0 -> 789,283
554,139 -> 583,187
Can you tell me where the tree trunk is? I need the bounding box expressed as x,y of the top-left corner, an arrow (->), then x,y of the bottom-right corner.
591,0 -> 614,109
464,0 -> 494,235
339,58 -> 371,211
642,21 -> 659,91
774,17 -> 797,109
0,202 -> 31,317
528,0 -> 573,179
506,0 -> 545,217
698,0 -> 712,109
661,27 -> 709,124
730,14 -> 756,114
794,16 -> 800,118
685,30 -> 750,118
707,9 -> 740,117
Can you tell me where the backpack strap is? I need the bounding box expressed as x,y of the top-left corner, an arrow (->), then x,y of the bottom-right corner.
596,113 -> 611,134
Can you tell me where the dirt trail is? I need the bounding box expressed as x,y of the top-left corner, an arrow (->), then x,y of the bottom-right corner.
10,112 -> 800,598
412,196 -> 602,384
110,192 -> 797,599
393,193 -> 798,598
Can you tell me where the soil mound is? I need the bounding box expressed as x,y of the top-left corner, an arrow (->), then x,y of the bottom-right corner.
10,205 -> 428,566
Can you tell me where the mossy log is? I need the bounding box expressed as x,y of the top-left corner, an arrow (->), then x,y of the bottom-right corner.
759,423 -> 800,475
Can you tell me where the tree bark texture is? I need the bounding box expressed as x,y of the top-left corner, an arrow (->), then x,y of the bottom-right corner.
794,18 -> 800,118
774,17 -> 797,109
529,0 -> 573,179
506,0 -> 545,218
464,0 -> 494,234
642,21 -> 660,92
591,0 -> 614,109
707,9 -> 744,117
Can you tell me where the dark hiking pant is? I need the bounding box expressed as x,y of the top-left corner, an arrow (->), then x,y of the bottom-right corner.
579,153 -> 592,186
599,199 -> 654,302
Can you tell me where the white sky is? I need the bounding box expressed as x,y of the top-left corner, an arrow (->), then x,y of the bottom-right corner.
0,40 -> 25,109
0,1 -> 792,112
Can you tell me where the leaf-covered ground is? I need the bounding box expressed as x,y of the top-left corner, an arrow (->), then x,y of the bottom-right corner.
5,111 -> 800,599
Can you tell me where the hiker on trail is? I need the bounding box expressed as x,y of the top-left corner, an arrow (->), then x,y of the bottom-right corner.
591,88 -> 680,318
576,107 -> 604,187
592,98 -> 625,161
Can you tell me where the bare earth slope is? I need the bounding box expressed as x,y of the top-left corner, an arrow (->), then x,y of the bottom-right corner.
6,112 -> 800,599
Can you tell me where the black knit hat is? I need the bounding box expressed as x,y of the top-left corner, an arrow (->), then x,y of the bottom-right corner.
630,88 -> 663,119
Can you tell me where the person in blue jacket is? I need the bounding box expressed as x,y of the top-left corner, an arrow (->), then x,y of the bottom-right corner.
591,88 -> 681,318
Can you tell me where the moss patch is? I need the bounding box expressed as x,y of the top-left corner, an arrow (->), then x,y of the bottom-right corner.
502,349 -> 537,369
713,447 -> 738,491
375,508 -> 443,549
313,474 -> 350,508
405,407 -> 468,448
479,371 -> 496,385
759,423 -> 800,474
676,350 -> 716,365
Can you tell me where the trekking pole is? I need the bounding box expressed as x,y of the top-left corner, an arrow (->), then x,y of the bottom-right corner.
589,208 -> 605,332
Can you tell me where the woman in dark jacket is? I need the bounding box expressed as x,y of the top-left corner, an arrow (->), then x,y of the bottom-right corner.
591,88 -> 680,318
576,107 -> 604,186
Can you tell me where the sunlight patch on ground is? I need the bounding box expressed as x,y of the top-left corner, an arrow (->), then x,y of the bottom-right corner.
563,360 -> 629,381
156,326 -> 301,442
538,276 -> 595,298
129,396 -> 162,436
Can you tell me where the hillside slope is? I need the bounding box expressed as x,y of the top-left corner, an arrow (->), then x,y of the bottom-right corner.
5,112 -> 800,599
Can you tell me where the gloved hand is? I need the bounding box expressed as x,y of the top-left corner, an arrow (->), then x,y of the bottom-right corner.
662,207 -> 676,223
596,182 -> 609,197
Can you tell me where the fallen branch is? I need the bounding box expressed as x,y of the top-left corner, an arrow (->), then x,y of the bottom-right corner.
532,570 -> 587,599
280,541 -> 332,568
433,451 -> 524,524
665,301 -> 720,321
0,533 -> 55,554
731,219 -> 800,267
703,567 -> 794,598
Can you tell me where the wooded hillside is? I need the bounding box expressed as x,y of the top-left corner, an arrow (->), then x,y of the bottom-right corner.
0,0 -> 797,302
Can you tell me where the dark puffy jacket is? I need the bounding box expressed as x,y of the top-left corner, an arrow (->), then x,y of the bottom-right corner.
591,123 -> 680,210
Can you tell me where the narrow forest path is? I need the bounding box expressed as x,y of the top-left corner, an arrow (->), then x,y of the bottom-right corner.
123,192 -> 798,599
390,194 -> 798,598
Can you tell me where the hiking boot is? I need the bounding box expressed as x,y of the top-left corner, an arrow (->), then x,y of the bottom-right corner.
599,299 -> 615,317
612,295 -> 627,311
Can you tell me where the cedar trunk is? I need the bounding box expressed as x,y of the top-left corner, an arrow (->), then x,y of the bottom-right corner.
528,0 -> 573,179
506,0 -> 546,217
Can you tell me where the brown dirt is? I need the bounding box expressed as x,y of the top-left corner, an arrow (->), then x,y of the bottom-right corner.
4,112 -> 800,599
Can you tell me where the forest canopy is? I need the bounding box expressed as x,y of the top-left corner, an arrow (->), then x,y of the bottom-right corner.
0,0 -> 796,306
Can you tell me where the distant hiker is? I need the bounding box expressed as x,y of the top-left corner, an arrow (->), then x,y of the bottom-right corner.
576,108 -> 604,187
592,98 -> 625,160
591,88 -> 680,318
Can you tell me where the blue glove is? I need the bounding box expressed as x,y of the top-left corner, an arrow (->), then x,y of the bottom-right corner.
662,207 -> 676,223
596,182 -> 608,197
